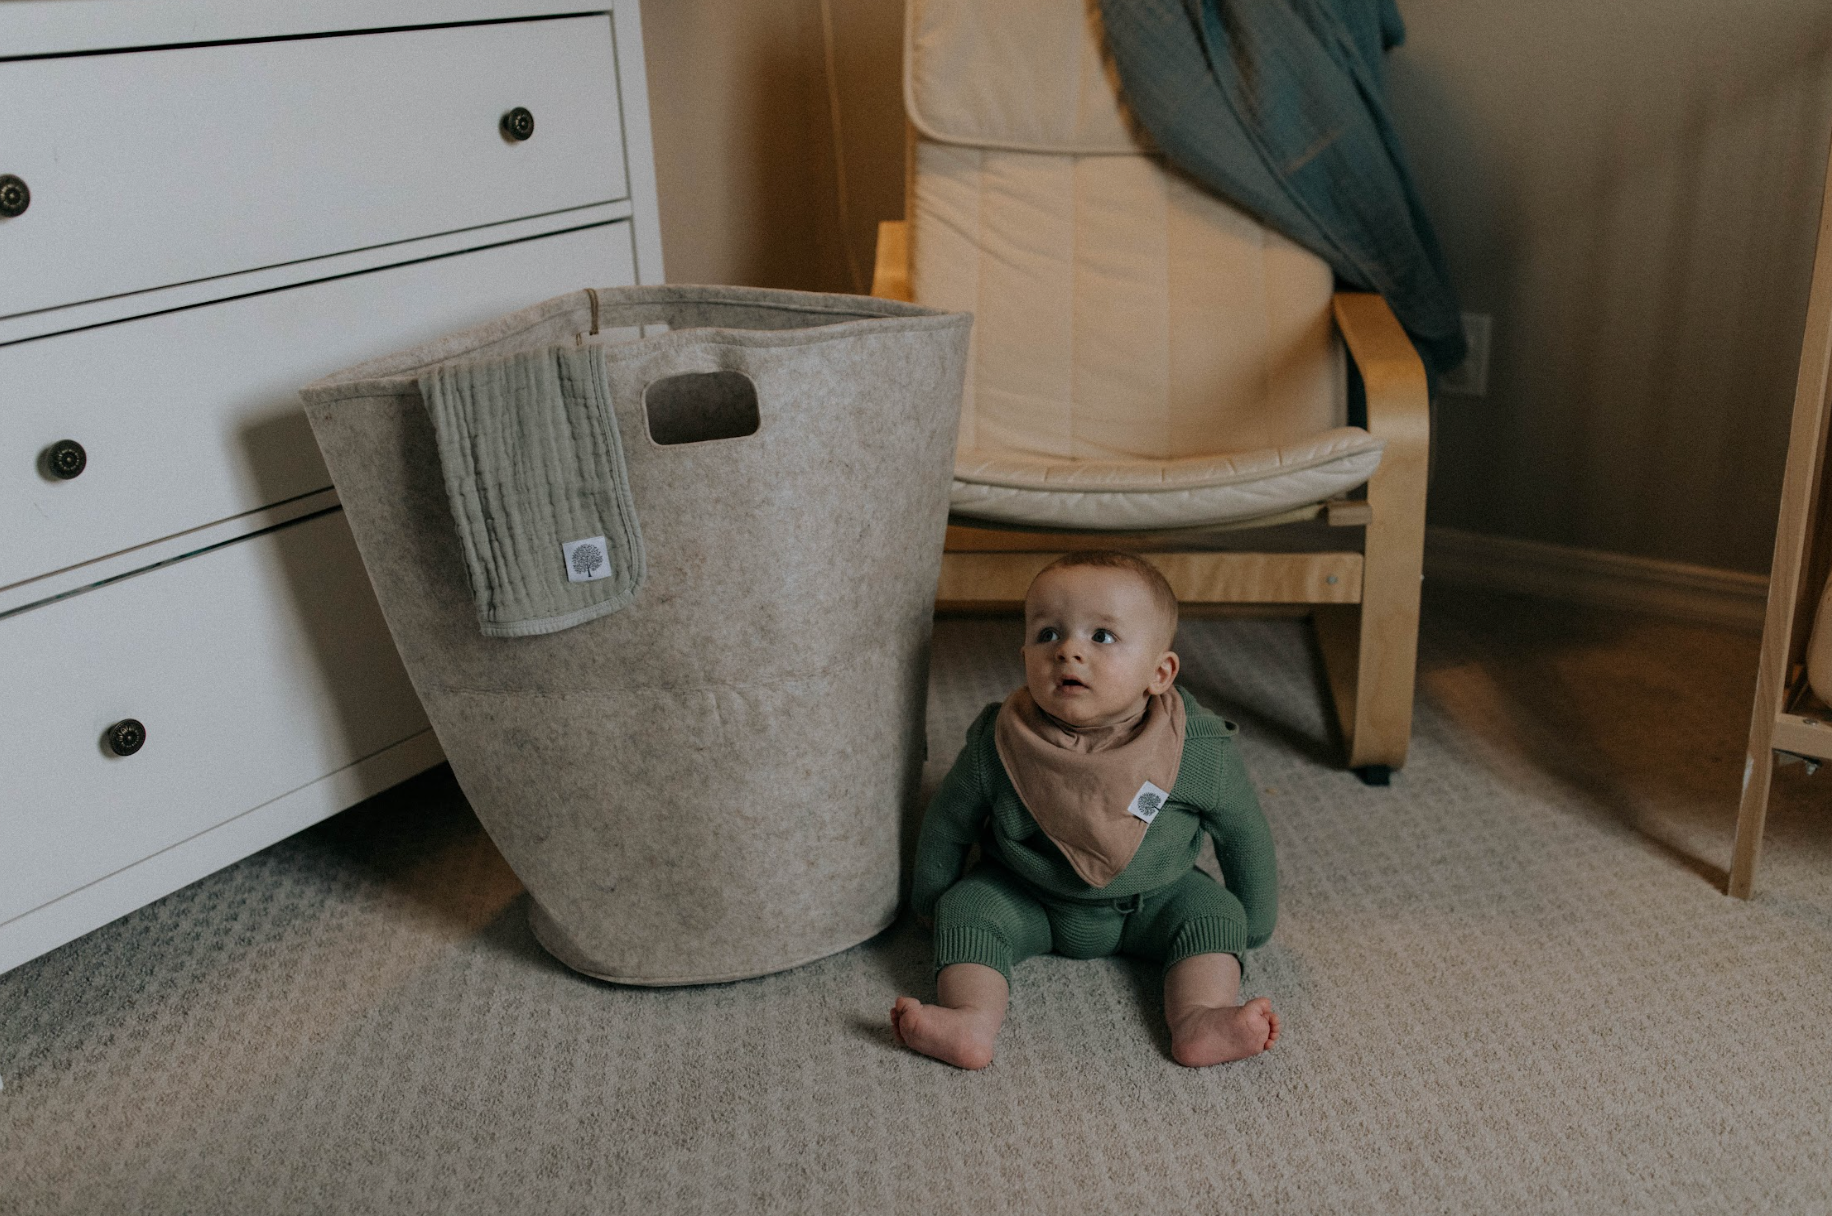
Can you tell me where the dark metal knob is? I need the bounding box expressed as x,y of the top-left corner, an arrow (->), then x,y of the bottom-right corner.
0,174 -> 27,218
107,719 -> 147,757
500,107 -> 535,142
45,439 -> 86,480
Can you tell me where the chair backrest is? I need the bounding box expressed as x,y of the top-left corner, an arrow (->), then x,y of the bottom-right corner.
906,0 -> 1347,463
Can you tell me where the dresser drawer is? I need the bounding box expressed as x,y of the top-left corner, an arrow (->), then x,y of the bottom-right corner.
2,219 -> 636,590
0,15 -> 625,319
0,509 -> 430,926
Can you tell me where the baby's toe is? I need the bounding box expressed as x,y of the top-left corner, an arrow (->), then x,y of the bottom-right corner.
890,997 -> 920,1044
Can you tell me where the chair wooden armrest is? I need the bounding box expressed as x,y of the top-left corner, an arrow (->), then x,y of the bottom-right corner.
873,220 -> 913,302
1333,291 -> 1429,550
1333,291 -> 1430,460
1317,291 -> 1430,771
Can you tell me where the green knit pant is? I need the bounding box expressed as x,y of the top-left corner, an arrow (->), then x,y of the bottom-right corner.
931,863 -> 1248,982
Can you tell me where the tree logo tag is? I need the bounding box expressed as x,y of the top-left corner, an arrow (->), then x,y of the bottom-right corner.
562,536 -> 612,583
1128,781 -> 1169,825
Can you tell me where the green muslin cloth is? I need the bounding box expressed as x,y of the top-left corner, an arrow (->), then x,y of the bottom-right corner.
422,344 -> 645,638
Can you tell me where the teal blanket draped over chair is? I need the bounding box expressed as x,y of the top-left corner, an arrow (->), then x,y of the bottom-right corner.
1098,0 -> 1465,383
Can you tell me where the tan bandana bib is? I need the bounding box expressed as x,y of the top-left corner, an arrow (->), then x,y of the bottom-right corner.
993,687 -> 1187,889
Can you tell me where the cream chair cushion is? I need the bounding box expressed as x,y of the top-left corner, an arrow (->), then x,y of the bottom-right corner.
1808,570 -> 1832,707
951,430 -> 1384,530
906,0 -> 1382,530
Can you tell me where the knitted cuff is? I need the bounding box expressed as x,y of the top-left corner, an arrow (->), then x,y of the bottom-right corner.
1163,915 -> 1248,973
933,924 -> 1014,983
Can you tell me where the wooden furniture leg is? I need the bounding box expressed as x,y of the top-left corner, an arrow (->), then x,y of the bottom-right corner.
1732,734 -> 1779,898
1328,293 -> 1431,777
1729,129 -> 1832,898
873,220 -> 911,302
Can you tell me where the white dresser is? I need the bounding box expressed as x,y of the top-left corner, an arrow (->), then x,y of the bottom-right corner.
0,0 -> 664,973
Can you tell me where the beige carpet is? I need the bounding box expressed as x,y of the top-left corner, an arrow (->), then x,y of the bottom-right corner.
5,587 -> 1831,1214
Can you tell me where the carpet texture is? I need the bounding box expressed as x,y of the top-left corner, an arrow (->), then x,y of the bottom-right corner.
4,587 -> 1831,1214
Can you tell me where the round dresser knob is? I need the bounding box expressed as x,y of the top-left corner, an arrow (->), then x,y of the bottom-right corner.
107,718 -> 147,757
500,107 -> 535,142
0,174 -> 28,218
45,438 -> 87,480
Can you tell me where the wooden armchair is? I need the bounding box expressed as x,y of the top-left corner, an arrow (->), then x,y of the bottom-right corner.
879,0 -> 1431,781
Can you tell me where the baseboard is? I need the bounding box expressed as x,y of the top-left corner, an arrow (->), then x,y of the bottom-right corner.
1425,526 -> 1769,632
0,729 -> 445,976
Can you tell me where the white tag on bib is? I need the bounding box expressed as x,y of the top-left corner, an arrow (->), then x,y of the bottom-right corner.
1127,780 -> 1170,824
562,536 -> 613,583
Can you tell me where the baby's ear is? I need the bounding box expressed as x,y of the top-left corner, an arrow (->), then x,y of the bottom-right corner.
1150,649 -> 1181,693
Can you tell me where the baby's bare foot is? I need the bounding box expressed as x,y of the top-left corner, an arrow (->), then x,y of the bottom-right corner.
891,996 -> 998,1070
1169,996 -> 1279,1067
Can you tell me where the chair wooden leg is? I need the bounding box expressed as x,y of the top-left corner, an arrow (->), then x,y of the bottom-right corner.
1336,511 -> 1426,770
1312,595 -> 1418,772
1325,292 -> 1430,773
1730,743 -> 1778,898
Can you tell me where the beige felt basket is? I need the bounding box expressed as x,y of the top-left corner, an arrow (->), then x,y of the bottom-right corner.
302,285 -> 971,984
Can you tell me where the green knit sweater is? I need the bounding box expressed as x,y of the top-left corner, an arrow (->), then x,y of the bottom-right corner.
911,687 -> 1278,948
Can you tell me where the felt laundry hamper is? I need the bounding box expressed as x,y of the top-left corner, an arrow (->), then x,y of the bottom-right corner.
301,285 -> 972,984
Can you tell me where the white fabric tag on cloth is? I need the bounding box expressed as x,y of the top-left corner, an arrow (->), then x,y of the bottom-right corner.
562,536 -> 613,583
1128,780 -> 1170,824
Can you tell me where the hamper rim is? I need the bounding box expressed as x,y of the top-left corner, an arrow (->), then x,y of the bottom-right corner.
300,283 -> 974,403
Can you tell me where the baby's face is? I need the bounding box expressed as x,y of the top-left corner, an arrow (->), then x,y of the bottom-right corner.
1022,565 -> 1178,730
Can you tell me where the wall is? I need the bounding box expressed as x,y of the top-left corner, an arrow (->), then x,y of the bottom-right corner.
641,0 -> 1832,576
1391,0 -> 1832,575
640,0 -> 902,295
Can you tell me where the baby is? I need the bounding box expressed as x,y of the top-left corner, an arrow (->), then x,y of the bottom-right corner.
892,550 -> 1279,1069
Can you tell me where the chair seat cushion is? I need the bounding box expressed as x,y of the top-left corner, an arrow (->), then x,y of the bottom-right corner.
950,427 -> 1384,530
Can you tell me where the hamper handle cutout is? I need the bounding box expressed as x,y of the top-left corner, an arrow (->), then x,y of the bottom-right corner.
643,370 -> 761,446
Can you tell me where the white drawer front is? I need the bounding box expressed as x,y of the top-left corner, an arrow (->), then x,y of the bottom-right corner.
2,220 -> 636,590
0,510 -> 430,927
0,15 -> 626,318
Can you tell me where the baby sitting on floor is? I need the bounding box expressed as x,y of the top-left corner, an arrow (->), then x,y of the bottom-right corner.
892,550 -> 1279,1069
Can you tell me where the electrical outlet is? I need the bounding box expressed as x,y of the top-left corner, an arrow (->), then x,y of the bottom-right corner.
1439,311 -> 1492,397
